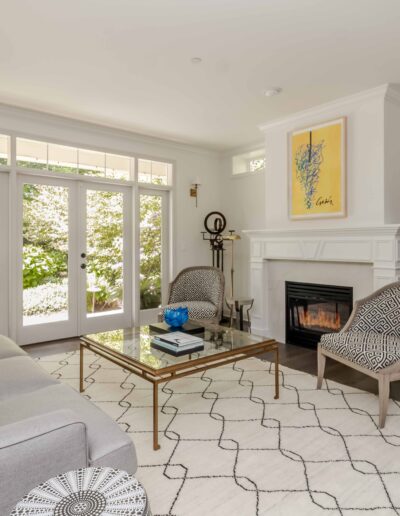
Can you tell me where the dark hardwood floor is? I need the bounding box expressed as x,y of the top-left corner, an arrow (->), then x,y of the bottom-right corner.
25,332 -> 400,401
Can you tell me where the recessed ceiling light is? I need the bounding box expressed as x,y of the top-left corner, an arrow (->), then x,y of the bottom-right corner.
191,57 -> 203,64
264,87 -> 282,97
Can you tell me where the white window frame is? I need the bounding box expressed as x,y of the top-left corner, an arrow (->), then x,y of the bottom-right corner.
2,130 -> 175,343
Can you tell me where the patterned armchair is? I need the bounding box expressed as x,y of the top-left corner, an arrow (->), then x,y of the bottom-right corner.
317,282 -> 400,428
162,266 -> 225,324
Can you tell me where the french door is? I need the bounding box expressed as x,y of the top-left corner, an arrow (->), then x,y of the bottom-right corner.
17,174 -> 132,345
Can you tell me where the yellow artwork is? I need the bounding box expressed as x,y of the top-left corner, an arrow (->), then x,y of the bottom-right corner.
289,118 -> 346,219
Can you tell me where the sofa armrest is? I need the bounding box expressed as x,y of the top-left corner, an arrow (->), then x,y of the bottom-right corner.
0,409 -> 88,516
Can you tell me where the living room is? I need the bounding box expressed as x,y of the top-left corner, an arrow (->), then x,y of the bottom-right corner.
2,1 -> 400,515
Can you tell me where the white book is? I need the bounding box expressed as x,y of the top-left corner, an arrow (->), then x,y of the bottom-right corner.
155,331 -> 203,347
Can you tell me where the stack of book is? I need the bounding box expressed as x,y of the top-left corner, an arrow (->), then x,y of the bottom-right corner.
151,331 -> 204,356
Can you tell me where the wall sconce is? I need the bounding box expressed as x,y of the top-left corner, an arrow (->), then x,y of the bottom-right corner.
190,176 -> 201,207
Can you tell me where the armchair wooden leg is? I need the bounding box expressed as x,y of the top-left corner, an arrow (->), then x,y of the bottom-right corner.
317,345 -> 326,390
378,375 -> 390,428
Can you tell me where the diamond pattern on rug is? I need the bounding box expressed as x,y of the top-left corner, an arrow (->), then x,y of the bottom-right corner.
36,351 -> 400,516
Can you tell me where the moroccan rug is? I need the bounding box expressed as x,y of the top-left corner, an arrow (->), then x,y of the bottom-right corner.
36,350 -> 400,516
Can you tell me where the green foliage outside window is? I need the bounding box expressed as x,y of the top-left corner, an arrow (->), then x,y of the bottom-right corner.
140,193 -> 162,309
22,175 -> 164,317
23,245 -> 67,289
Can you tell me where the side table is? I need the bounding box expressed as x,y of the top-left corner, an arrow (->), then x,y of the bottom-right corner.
11,466 -> 151,516
226,297 -> 254,332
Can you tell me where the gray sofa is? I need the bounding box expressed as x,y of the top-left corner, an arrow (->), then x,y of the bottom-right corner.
0,335 -> 137,515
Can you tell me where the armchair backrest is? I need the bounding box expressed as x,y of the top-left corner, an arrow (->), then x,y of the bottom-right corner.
345,282 -> 400,337
168,266 -> 225,309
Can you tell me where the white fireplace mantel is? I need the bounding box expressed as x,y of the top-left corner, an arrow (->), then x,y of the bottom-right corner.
243,225 -> 400,337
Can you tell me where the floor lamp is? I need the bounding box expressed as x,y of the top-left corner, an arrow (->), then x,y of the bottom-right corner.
224,234 -> 241,298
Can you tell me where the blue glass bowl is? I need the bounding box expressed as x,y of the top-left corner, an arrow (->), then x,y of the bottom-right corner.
164,306 -> 189,328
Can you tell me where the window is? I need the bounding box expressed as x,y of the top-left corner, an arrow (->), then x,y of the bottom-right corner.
139,193 -> 163,309
78,148 -> 104,176
48,144 -> 78,174
16,138 -> 133,180
0,134 -> 10,165
232,149 -> 266,176
138,158 -> 172,185
106,154 -> 131,180
17,138 -> 47,169
248,157 -> 266,172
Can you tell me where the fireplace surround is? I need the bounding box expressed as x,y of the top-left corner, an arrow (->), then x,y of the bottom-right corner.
285,281 -> 353,347
243,225 -> 400,339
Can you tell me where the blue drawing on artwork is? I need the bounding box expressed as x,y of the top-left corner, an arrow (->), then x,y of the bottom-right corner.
295,138 -> 325,209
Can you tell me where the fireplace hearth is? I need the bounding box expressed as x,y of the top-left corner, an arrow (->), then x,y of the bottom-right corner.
286,281 -> 353,347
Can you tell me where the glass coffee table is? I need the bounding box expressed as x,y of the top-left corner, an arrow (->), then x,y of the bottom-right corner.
80,325 -> 279,450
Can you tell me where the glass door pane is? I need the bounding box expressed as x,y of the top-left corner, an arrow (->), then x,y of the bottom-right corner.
22,184 -> 69,325
79,183 -> 132,334
139,190 -> 169,324
86,189 -> 124,316
140,194 -> 162,310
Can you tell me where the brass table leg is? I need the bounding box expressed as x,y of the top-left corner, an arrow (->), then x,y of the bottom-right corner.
153,382 -> 160,450
274,345 -> 280,399
80,343 -> 84,393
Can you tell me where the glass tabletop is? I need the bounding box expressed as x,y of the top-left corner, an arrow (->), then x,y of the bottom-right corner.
83,325 -> 272,372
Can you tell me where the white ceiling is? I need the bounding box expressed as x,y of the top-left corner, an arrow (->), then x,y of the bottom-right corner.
1,0 -> 400,150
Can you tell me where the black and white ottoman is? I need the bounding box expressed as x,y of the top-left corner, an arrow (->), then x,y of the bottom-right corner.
10,467 -> 151,516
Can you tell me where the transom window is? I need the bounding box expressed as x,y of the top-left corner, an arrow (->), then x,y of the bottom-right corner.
15,138 -> 174,185
248,157 -> 266,172
232,148 -> 266,176
16,138 -> 133,180
138,158 -> 172,185
0,134 -> 10,165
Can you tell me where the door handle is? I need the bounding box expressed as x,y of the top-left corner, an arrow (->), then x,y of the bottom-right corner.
80,263 -> 86,269
81,253 -> 86,258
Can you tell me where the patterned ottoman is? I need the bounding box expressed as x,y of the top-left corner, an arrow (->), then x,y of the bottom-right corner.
10,467 -> 151,516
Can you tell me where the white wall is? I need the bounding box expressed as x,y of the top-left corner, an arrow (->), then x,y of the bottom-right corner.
0,104 -> 223,337
220,148 -> 265,300
384,92 -> 400,224
221,85 -> 400,309
262,88 -> 386,229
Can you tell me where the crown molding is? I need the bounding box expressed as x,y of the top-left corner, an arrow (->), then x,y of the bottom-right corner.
258,84 -> 389,133
0,102 -> 221,158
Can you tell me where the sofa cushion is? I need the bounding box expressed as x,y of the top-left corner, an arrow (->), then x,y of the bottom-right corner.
320,331 -> 400,373
0,335 -> 27,360
0,383 -> 137,473
0,356 -> 59,401
164,301 -> 217,320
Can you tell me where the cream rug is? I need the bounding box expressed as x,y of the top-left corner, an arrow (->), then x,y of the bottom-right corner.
36,350 -> 400,516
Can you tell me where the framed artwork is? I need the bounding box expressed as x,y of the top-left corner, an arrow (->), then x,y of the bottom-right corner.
289,117 -> 346,219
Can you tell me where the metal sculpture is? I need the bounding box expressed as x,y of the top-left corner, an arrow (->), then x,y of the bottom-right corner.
201,212 -> 240,288
201,211 -> 226,270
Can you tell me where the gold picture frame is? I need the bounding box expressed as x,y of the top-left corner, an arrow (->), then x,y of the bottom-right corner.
288,117 -> 346,219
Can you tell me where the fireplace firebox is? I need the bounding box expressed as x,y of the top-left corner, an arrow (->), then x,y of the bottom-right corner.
285,281 -> 353,347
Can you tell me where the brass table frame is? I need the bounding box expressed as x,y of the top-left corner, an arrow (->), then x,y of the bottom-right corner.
80,336 -> 279,451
